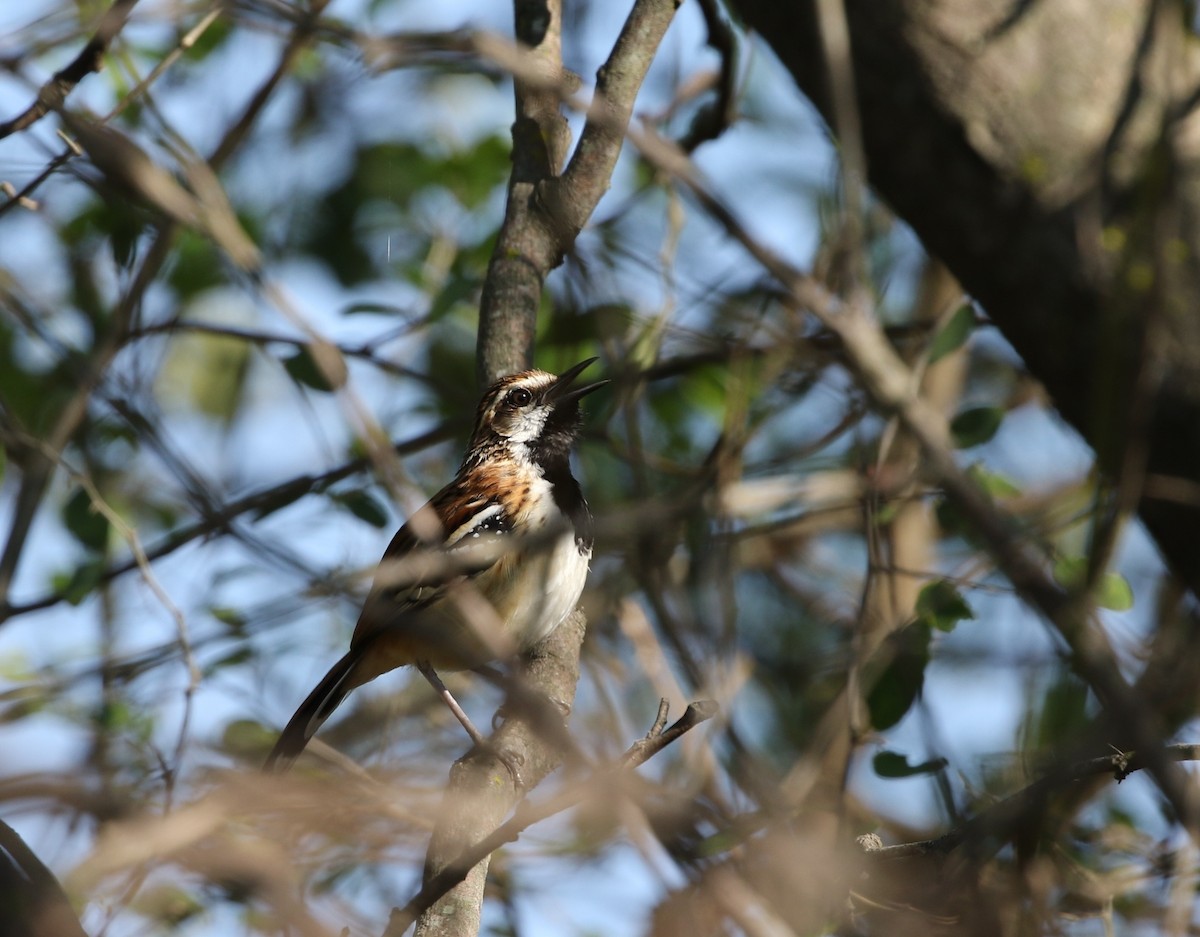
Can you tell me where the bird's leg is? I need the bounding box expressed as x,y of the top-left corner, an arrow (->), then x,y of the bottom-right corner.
473,664 -> 584,769
418,661 -> 526,787
416,661 -> 488,749
473,665 -> 512,730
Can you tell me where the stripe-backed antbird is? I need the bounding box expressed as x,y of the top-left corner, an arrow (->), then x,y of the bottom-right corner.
265,359 -> 606,772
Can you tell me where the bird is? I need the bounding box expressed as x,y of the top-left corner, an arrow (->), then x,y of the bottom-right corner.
264,358 -> 606,772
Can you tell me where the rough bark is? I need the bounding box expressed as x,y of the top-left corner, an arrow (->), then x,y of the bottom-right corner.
729,0 -> 1200,595
412,1 -> 683,934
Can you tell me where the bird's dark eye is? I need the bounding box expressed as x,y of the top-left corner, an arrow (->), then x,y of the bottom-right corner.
505,387 -> 533,408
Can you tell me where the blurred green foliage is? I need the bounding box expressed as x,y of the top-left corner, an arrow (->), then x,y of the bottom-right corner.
0,2 -> 1168,935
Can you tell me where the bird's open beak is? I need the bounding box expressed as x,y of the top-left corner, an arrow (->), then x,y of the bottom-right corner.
546,357 -> 608,406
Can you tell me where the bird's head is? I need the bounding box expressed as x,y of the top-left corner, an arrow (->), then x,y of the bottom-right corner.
467,358 -> 607,467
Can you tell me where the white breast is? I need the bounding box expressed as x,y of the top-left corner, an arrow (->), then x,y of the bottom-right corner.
506,532 -> 591,649
492,473 -> 591,649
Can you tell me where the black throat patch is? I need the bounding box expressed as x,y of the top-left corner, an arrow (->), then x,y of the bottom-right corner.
540,456 -> 593,551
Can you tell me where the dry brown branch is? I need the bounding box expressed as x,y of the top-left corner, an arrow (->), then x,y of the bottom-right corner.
0,0 -> 335,619
390,700 -> 717,936
864,743 -> 1200,861
410,3 -> 685,934
624,123 -> 1200,839
0,0 -> 139,140
0,6 -> 222,219
0,423 -> 451,626
0,344 -> 735,629
728,0 -> 1200,609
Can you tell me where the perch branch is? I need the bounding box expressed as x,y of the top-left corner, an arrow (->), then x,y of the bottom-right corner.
389,700 -> 717,936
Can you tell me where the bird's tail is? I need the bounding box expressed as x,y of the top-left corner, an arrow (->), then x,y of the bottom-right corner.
264,651 -> 360,773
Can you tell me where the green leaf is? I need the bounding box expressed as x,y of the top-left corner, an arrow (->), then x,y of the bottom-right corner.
934,496 -> 970,539
283,347 -> 335,392
203,648 -> 253,676
183,14 -> 232,61
132,884 -> 204,927
936,469 -> 1020,540
340,301 -> 415,317
915,580 -> 975,633
428,275 -> 479,321
542,304 -> 632,345
950,406 -> 1004,449
431,134 -> 512,209
873,750 -> 949,779
1053,557 -> 1134,611
167,231 -> 224,298
966,463 -> 1022,498
160,320 -> 252,423
331,489 -> 390,528
220,719 -> 277,759
53,559 -> 106,604
928,303 -> 976,363
1096,572 -> 1134,611
1052,556 -> 1088,589
62,487 -> 109,552
1029,674 -> 1090,750
867,623 -> 931,730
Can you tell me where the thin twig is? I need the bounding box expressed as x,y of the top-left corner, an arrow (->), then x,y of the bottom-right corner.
0,0 -> 140,140
0,5 -> 223,220
0,425 -> 453,625
863,743 -> 1200,861
386,700 -> 718,936
679,0 -> 739,151
624,121 -> 1200,842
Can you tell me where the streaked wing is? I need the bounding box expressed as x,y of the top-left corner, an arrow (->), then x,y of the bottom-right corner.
350,476 -> 512,646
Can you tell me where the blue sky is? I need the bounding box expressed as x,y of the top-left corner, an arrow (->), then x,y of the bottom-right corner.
0,1 -> 1182,934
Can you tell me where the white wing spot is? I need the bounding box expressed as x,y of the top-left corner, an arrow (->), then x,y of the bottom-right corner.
446,503 -> 504,546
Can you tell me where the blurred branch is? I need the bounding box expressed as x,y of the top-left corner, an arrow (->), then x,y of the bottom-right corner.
390,700 -> 717,936
677,0 -> 739,152
0,0 -> 333,615
0,341 -> 739,627
127,319 -> 434,381
0,425 -> 452,625
0,0 -> 139,140
19,438 -> 201,778
625,124 -> 1200,838
620,698 -> 720,767
0,5 -> 222,219
864,743 -> 1200,861
414,2 -> 683,934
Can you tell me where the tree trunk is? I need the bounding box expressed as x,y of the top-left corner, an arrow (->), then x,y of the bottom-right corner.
730,0 -> 1200,594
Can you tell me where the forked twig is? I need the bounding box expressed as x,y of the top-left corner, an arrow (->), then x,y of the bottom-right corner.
385,699 -> 718,936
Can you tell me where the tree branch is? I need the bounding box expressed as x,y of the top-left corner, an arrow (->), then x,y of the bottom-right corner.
477,0 -> 682,385
727,0 -> 1200,605
538,0 -> 681,247
627,124 -> 1200,839
863,743 -> 1200,861
415,3 -> 683,934
391,700 -> 716,936
0,0 -> 334,615
0,0 -> 139,140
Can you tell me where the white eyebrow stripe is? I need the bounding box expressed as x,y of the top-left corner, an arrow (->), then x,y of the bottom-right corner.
445,503 -> 504,547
